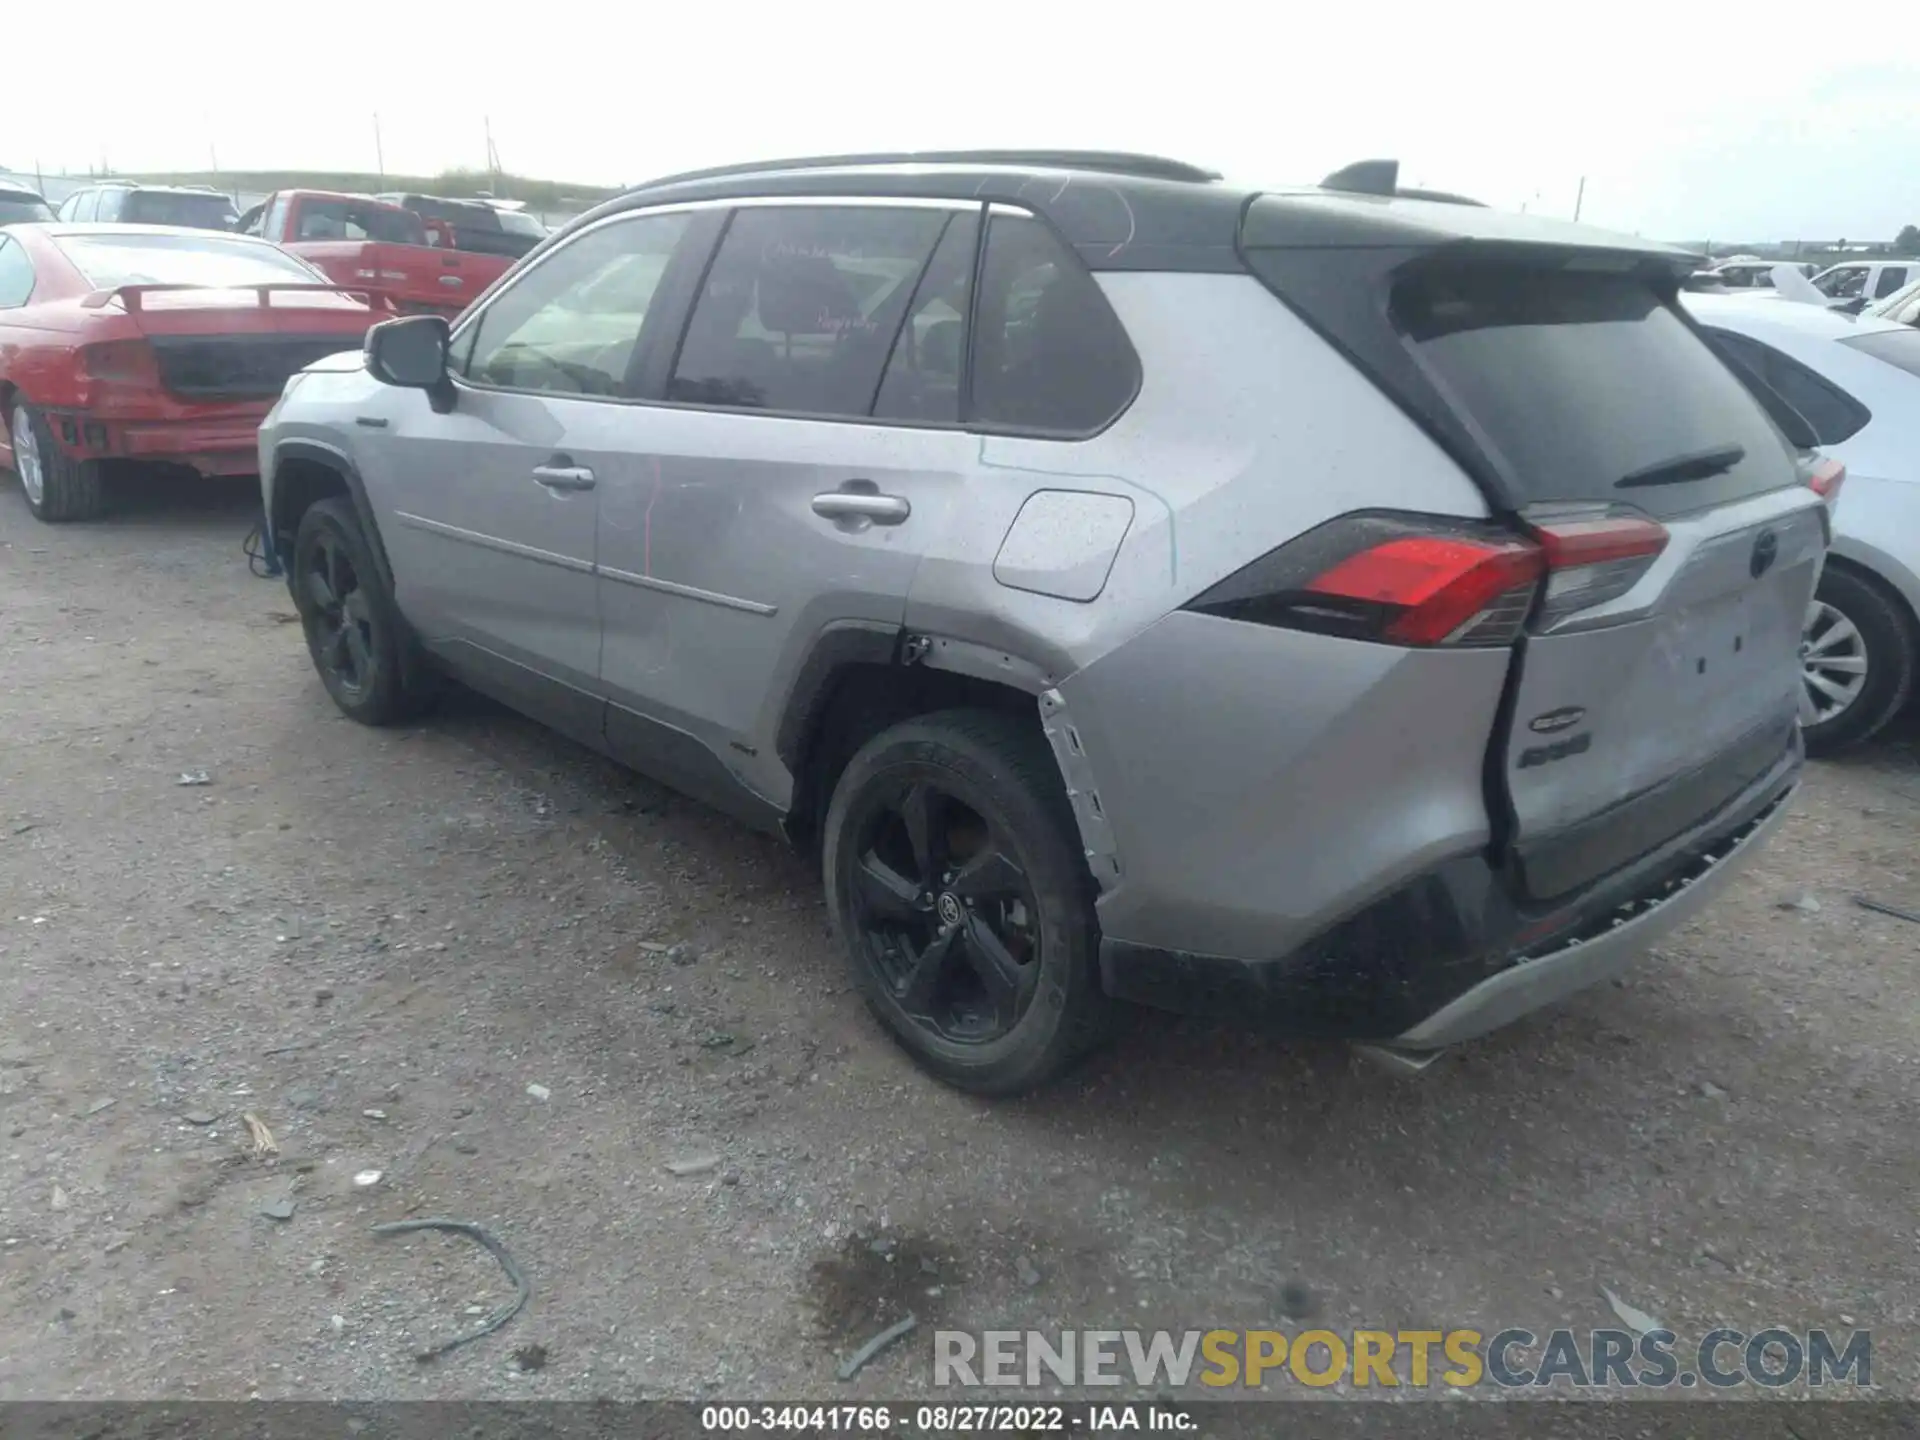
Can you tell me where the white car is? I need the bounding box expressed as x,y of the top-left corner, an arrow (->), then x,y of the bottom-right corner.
1684,293 -> 1920,750
1807,259 -> 1920,312
1866,277 -> 1920,327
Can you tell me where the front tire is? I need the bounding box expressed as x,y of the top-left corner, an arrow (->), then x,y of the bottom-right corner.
291,497 -> 431,726
8,402 -> 106,522
1801,565 -> 1916,755
822,709 -> 1111,1096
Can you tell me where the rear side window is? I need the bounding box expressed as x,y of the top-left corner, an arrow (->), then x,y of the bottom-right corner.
1841,327 -> 1920,380
669,205 -> 947,417
1708,330 -> 1870,445
0,238 -> 34,308
1394,266 -> 1795,518
1876,266 -> 1911,299
969,213 -> 1138,435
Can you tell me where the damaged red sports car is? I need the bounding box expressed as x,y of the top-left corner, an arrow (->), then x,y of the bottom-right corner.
0,223 -> 385,522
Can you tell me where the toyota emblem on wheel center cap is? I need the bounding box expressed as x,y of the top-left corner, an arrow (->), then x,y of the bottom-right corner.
936,893 -> 963,926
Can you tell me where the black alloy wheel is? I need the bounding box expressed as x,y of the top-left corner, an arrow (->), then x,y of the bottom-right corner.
848,778 -> 1042,1044
823,710 -> 1112,1095
290,496 -> 431,726
303,527 -> 377,701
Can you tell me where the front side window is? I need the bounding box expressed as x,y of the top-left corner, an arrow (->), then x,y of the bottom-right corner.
1815,266 -> 1868,299
96,190 -> 125,222
969,213 -> 1139,435
669,205 -> 948,417
0,237 -> 35,308
461,211 -> 690,398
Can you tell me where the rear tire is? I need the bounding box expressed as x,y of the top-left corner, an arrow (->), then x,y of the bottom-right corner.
290,497 -> 432,726
822,709 -> 1112,1096
8,402 -> 106,522
1801,565 -> 1915,755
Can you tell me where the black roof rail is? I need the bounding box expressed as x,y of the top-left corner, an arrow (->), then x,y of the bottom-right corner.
627,149 -> 1223,192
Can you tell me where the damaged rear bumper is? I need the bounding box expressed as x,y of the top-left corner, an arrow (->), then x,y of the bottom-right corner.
1098,740 -> 1800,1046
49,407 -> 272,478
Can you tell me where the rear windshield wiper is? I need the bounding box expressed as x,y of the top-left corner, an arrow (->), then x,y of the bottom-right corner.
1616,443 -> 1746,489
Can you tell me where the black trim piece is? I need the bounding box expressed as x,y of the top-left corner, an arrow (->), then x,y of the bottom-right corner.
1513,716 -> 1798,901
426,638 -> 609,756
864,212 -> 957,418
772,622 -> 903,773
657,206 -> 736,404
604,703 -> 784,835
626,208 -> 728,403
1098,749 -> 1799,1036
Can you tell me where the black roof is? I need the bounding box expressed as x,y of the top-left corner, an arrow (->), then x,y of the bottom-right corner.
556,150 -> 1689,275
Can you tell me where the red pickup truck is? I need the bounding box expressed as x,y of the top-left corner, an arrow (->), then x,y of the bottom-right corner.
238,190 -> 511,318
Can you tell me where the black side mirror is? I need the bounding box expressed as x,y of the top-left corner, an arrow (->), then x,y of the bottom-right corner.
366,314 -> 451,389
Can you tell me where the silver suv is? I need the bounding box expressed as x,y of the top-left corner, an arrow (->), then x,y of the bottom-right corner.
260,151 -> 1828,1095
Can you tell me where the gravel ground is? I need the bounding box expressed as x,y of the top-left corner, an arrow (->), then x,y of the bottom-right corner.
1,476 -> 1916,1403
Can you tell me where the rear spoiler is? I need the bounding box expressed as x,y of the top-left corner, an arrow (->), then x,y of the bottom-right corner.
81,282 -> 393,312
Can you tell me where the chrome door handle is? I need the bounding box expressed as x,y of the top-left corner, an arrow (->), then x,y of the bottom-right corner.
532,465 -> 596,492
812,491 -> 910,524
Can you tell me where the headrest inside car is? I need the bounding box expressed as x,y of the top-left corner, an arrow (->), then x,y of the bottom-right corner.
756,254 -> 862,335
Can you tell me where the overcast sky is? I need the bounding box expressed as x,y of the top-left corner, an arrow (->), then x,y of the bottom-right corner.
7,0 -> 1916,243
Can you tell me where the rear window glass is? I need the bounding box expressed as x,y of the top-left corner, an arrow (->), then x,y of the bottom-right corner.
1394,266 -> 1794,518
55,233 -> 319,289
1840,328 -> 1920,381
0,194 -> 54,224
123,192 -> 239,230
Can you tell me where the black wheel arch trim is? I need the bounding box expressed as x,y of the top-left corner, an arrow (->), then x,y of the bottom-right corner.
269,440 -> 396,596
773,621 -> 905,775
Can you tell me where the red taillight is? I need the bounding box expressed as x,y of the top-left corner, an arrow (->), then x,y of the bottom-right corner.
80,340 -> 161,388
1806,457 -> 1845,503
1184,514 -> 1547,648
1304,535 -> 1545,646
1526,511 -> 1670,629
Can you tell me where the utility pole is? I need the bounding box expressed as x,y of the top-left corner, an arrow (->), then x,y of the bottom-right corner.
483,116 -> 501,195
1573,175 -> 1586,223
374,113 -> 386,184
